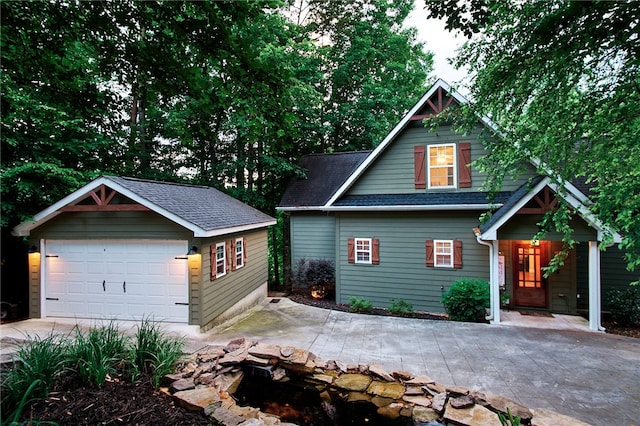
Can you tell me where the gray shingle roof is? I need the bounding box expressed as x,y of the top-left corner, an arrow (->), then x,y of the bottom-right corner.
105,176 -> 274,232
333,192 -> 512,207
279,151 -> 370,208
479,176 -> 545,233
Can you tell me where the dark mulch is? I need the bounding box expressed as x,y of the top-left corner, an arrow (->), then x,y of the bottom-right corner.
17,372 -> 218,425
287,288 -> 447,321
602,320 -> 640,339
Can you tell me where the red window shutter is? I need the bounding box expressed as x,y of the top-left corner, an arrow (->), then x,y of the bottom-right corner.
226,240 -> 233,272
347,238 -> 355,263
426,240 -> 434,267
243,237 -> 247,264
454,240 -> 463,269
414,145 -> 426,189
372,238 -> 380,265
210,245 -> 217,281
458,142 -> 472,188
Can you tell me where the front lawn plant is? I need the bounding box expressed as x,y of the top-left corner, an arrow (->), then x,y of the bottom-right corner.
0,320 -> 184,423
441,278 -> 490,322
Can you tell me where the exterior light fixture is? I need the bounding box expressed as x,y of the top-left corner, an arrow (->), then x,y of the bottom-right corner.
28,245 -> 39,254
187,246 -> 198,255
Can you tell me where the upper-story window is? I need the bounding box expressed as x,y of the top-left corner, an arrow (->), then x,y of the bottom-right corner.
428,143 -> 456,188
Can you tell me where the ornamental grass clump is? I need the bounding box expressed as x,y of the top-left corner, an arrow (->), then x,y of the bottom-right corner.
441,278 -> 490,322
130,317 -> 184,387
70,321 -> 129,387
1,332 -> 70,421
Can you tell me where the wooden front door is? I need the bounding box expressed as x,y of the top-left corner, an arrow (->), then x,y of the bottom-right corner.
513,242 -> 548,308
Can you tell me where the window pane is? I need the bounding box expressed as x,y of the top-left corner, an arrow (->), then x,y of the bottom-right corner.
429,145 -> 455,187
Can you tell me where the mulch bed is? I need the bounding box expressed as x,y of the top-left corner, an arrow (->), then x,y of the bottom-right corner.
287,288 -> 447,320
17,372 -> 217,426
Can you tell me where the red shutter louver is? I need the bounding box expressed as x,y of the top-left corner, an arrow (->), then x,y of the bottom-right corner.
453,240 -> 463,269
426,240 -> 434,267
414,145 -> 426,189
226,240 -> 232,272
347,238 -> 355,263
243,237 -> 247,265
458,142 -> 472,188
372,238 -> 380,265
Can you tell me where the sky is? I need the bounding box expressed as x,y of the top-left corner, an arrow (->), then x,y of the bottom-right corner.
405,1 -> 469,88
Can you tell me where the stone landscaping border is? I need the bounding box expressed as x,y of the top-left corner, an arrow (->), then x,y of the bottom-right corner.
164,338 -> 591,426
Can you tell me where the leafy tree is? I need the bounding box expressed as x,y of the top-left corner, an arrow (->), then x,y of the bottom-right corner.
1,1 -> 118,227
289,0 -> 434,151
424,0 -> 640,271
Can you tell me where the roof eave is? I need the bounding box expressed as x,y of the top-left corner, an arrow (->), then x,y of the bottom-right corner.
195,220 -> 277,238
324,204 -> 502,212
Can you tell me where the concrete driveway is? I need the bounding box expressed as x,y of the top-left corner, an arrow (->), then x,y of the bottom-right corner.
2,297 -> 639,425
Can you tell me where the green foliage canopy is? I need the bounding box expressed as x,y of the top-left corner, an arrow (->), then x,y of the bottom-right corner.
425,0 -> 640,270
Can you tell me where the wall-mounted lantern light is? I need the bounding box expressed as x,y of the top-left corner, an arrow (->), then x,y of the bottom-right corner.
187,246 -> 198,256
28,245 -> 39,254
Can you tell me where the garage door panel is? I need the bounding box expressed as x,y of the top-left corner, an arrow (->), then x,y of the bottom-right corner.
45,240 -> 188,323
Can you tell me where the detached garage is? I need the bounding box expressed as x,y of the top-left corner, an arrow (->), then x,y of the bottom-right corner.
13,176 -> 275,330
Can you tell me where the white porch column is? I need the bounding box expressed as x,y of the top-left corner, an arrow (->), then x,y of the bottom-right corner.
490,240 -> 501,324
588,241 -> 602,331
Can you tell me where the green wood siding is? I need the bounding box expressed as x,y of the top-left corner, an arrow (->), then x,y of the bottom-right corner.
548,241 -> 577,314
577,245 -> 640,312
199,230 -> 269,329
290,214 -> 336,265
497,215 -> 596,241
348,123 -> 536,196
30,211 -> 191,241
335,212 -> 489,313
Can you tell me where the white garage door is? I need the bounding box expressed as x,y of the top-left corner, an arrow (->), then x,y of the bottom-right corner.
44,240 -> 189,323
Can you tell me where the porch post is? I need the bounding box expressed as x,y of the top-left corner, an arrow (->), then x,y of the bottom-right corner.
491,240 -> 501,323
588,241 -> 602,331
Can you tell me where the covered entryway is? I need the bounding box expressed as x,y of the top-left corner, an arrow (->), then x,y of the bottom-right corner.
44,240 -> 189,323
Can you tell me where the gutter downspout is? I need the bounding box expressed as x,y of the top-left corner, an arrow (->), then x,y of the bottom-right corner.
475,229 -> 498,322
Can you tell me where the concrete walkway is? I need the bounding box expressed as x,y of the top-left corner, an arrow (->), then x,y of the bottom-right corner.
2,298 -> 639,425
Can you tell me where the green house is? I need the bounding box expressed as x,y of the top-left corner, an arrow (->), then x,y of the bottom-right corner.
13,176 -> 275,330
278,79 -> 636,331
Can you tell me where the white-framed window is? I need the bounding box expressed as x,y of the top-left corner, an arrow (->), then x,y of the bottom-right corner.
215,242 -> 226,277
355,238 -> 372,264
434,240 -> 453,267
235,238 -> 244,269
428,143 -> 456,188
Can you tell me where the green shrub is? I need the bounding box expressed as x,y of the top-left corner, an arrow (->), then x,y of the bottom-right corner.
388,299 -> 414,316
130,317 -> 184,387
293,258 -> 335,289
607,287 -> 640,327
70,322 -> 129,387
348,296 -> 373,313
1,332 -> 70,420
441,278 -> 490,322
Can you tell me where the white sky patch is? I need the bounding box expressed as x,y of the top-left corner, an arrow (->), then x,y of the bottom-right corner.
405,1 -> 470,94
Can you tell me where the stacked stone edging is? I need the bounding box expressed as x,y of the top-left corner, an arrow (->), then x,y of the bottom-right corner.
163,338 -> 591,426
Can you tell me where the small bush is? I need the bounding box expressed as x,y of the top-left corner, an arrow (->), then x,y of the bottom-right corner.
388,299 -> 414,316
607,287 -> 640,327
441,278 -> 490,322
293,258 -> 335,289
348,296 -> 373,313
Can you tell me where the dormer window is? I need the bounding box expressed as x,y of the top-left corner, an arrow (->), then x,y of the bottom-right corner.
428,143 -> 456,188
